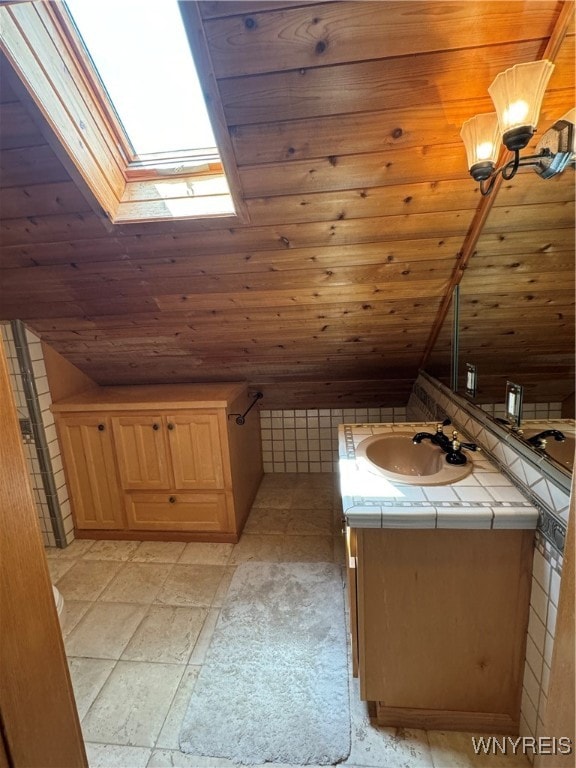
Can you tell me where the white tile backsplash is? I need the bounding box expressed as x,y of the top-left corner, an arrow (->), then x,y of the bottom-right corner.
259,405 -> 407,473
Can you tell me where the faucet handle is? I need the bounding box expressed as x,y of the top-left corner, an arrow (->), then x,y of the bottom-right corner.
451,430 -> 459,440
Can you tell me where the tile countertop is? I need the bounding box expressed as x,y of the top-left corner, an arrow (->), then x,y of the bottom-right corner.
338,423 -> 539,530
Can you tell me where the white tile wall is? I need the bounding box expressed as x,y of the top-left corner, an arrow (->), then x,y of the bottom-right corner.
259,406 -> 408,473
409,371 -> 568,757
1,323 -> 73,547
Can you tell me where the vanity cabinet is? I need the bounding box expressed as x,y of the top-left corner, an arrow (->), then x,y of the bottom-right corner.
53,383 -> 262,542
345,526 -> 533,733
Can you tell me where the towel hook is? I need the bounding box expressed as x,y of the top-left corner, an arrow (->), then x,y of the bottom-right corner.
228,392 -> 263,425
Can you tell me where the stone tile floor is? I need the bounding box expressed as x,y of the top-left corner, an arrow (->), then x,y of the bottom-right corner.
48,474 -> 529,768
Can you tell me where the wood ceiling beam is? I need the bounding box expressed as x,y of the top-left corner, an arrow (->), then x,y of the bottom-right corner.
419,0 -> 575,369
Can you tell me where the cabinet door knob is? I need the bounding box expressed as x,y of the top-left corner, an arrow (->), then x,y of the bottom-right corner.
169,496 -> 176,504
167,423 -> 175,430
152,423 -> 159,431
97,423 -> 105,431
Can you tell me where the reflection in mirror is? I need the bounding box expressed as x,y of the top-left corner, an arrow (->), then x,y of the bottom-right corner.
424,293 -> 453,391
521,420 -> 575,473
455,164 -> 575,475
454,161 -> 574,478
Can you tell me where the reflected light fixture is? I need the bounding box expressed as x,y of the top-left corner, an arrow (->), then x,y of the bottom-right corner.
461,60 -> 575,195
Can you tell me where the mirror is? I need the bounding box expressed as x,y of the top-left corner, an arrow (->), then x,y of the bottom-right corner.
425,171 -> 574,479
424,293 -> 454,391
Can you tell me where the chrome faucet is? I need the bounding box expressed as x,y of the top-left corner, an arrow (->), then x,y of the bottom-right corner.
526,429 -> 566,449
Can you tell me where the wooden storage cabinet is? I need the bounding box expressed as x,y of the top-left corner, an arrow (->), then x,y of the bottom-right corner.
53,383 -> 263,541
57,415 -> 124,530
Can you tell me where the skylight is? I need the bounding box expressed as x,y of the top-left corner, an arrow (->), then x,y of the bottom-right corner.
64,0 -> 218,157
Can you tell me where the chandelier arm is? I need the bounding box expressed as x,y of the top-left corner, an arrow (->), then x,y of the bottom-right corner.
479,173 -> 499,197
501,149 -> 520,180
516,152 -> 549,168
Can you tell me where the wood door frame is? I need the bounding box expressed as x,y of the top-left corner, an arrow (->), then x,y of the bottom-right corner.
0,338 -> 87,767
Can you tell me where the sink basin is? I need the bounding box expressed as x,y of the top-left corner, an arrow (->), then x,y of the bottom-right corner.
355,432 -> 473,485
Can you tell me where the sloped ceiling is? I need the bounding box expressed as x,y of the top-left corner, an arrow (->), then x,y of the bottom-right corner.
0,0 -> 574,408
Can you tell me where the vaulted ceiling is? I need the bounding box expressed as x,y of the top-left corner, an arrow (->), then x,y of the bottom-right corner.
0,0 -> 574,408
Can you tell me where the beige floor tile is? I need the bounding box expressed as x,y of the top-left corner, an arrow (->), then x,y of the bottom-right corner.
243,507 -> 288,534
279,534 -> 334,562
346,678 -> 433,767
61,600 -> 91,638
132,541 -> 187,563
229,533 -> 283,564
83,540 -> 142,561
155,665 -> 201,749
178,542 -> 234,565
99,563 -> 173,604
257,473 -> 302,490
188,608 -> 220,664
82,660 -> 184,747
56,560 -> 123,602
427,731 -> 531,767
147,750 -> 236,767
121,605 -> 207,664
155,564 -> 224,607
212,566 -> 236,607
65,602 -> 148,659
67,657 -> 116,719
44,539 -> 96,559
286,472 -> 335,489
286,507 -> 334,535
291,485 -> 334,509
251,486 -> 294,509
86,743 -> 152,768
47,557 -> 75,582
333,534 -> 346,565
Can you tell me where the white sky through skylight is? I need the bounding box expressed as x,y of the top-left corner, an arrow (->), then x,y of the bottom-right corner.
64,0 -> 218,156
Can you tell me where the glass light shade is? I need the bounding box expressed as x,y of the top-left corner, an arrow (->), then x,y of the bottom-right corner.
460,113 -> 501,180
488,60 -> 555,150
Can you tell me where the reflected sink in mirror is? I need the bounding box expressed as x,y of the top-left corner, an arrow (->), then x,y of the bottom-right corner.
356,432 -> 473,486
521,423 -> 575,472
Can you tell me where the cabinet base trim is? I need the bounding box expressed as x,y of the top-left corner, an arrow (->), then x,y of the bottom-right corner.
375,703 -> 518,735
74,528 -> 239,543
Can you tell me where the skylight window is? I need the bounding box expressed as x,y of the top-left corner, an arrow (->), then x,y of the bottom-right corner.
1,1 -> 241,222
64,0 -> 218,158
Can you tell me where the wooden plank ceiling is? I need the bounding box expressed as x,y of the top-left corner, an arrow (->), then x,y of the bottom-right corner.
0,0 -> 574,408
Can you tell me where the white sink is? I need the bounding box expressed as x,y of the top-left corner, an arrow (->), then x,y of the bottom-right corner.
355,432 -> 473,486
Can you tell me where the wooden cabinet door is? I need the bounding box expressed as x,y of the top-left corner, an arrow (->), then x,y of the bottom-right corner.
58,416 -> 123,529
112,415 -> 171,489
167,413 -> 224,489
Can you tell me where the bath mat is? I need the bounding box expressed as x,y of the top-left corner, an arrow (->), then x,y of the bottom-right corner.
179,561 -> 351,765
